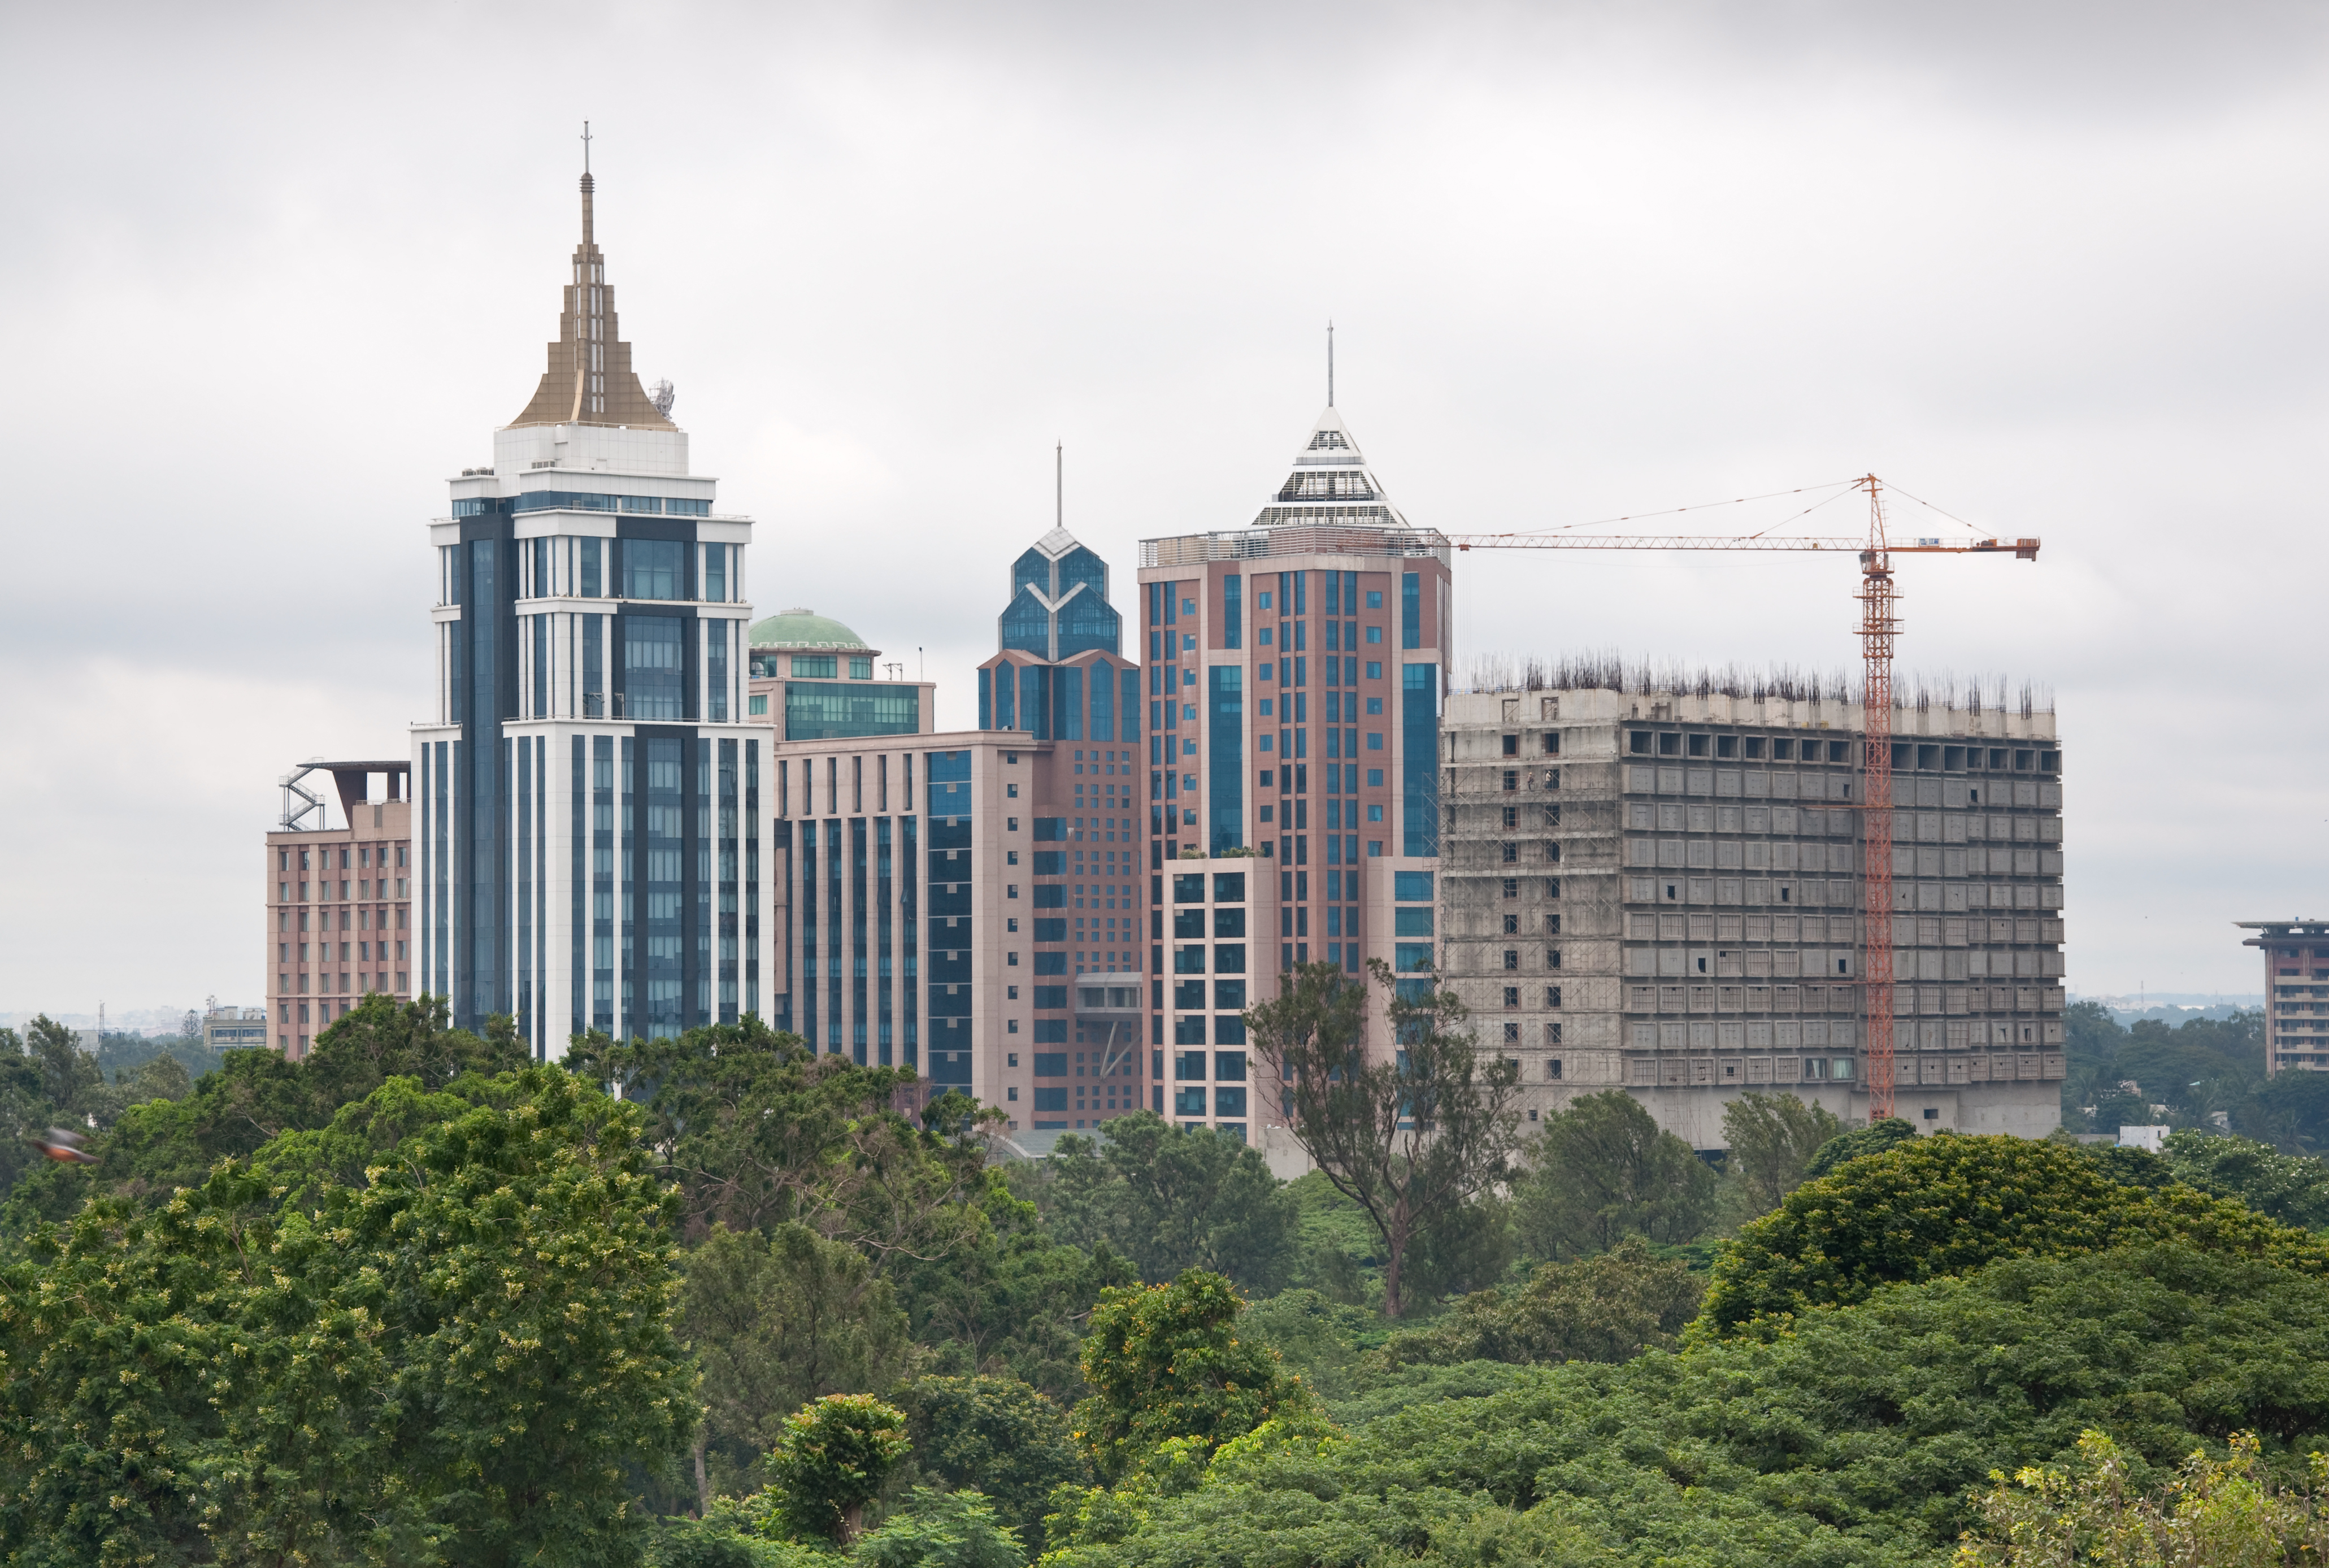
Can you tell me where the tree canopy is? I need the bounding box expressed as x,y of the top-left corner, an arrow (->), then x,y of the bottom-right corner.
1702,1130 -> 2329,1333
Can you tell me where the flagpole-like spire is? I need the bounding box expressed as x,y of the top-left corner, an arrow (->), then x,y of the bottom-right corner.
580,121 -> 595,244
1056,441 -> 1063,529
1327,320 -> 1335,407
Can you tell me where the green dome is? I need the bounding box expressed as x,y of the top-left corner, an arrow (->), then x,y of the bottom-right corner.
749,608 -> 871,651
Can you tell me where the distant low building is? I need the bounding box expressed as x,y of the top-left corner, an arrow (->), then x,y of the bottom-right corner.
266,759 -> 413,1059
2236,919 -> 2329,1073
202,1006 -> 270,1052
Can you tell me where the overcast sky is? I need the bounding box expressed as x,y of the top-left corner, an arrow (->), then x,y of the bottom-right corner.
5,1 -> 2323,1024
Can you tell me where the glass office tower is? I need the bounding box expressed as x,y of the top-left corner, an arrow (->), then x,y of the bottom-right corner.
413,166 -> 768,1056
1136,405 -> 1452,1106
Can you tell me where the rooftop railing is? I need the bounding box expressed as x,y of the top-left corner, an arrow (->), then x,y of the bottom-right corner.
1139,523 -> 1452,569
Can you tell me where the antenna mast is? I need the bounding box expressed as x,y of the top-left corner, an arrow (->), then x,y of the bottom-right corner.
1327,320 -> 1335,407
1055,441 -> 1063,529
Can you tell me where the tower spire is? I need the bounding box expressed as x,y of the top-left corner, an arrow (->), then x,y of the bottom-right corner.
579,121 -> 594,244
506,143 -> 676,430
1056,441 -> 1063,530
1327,320 -> 1334,407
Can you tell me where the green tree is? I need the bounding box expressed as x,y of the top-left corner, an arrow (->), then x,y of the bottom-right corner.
1374,1236 -> 1704,1369
0,1066 -> 690,1566
342,1064 -> 696,1563
896,1186 -> 1133,1404
1701,1130 -> 2329,1333
901,1376 -> 1085,1549
44,993 -> 528,1215
570,1019 -> 995,1260
2157,1129 -> 2329,1230
0,1021 -> 94,1200
1072,1270 -> 1315,1482
1720,1091 -> 1841,1215
1246,961 -> 1521,1318
1800,1113 -> 1917,1180
1044,1112 -> 1297,1293
1031,1245 -> 2329,1568
853,1488 -> 1027,1568
1510,1089 -> 1715,1260
684,1222 -> 922,1504
1956,1428 -> 2329,1567
767,1393 -> 910,1543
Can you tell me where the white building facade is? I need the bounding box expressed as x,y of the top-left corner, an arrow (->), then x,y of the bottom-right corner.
414,168 -> 768,1055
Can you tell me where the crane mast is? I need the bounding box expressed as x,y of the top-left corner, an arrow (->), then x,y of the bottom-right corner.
1856,476 -> 1900,1119
1446,477 -> 2037,1128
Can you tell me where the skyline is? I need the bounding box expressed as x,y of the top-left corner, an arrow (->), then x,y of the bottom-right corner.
7,2 -> 2328,1017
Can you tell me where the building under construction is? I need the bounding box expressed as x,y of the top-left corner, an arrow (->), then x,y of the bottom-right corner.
1435,668 -> 2065,1146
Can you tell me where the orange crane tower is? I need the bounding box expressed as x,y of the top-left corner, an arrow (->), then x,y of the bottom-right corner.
1445,476 -> 2039,1120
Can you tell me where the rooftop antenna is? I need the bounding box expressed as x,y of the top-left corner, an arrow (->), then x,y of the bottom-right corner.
1055,441 -> 1063,530
1327,320 -> 1335,407
578,121 -> 596,244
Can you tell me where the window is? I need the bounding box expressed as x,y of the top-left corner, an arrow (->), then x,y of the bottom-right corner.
1503,949 -> 1519,970
624,616 -> 685,719
849,656 -> 873,679
1503,987 -> 1520,1009
623,538 -> 685,599
1502,735 -> 1519,757
791,654 -> 837,677
1503,1021 -> 1520,1043
1504,878 -> 1519,898
1546,986 -> 1562,1007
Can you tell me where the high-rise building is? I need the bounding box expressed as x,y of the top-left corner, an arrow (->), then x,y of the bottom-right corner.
413,166 -> 767,1054
1133,405 -> 1453,1131
1437,680 -> 2066,1143
764,520 -> 1152,1132
957,523 -> 1151,1130
264,759 -> 412,1057
2237,919 -> 2329,1072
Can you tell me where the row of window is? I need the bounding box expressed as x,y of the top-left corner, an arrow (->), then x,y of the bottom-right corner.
280,971 -> 406,994
281,940 -> 407,963
278,908 -> 400,933
750,654 -> 877,680
277,845 -> 408,871
452,491 -> 714,518
276,880 -> 409,902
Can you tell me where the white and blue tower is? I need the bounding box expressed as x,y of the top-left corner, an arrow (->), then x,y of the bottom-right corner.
414,162 -> 767,1053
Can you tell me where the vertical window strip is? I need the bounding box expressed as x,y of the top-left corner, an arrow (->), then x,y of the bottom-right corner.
572,736 -> 585,1041
901,814 -> 919,1067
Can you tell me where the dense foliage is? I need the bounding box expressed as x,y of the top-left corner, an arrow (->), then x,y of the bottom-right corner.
1038,1244 -> 2329,1566
1071,1269 -> 1316,1482
10,981 -> 2329,1566
1702,1130 -> 2329,1332
0,1066 -> 689,1566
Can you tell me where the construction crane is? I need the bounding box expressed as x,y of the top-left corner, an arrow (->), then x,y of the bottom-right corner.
1443,475 -> 2040,1120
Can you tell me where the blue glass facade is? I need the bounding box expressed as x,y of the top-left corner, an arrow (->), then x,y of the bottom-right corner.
994,532 -> 1123,661
1208,666 -> 1243,854
927,750 -> 972,1084
1402,663 -> 1439,857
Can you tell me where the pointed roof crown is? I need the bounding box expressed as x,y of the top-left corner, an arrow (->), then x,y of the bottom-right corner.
507,170 -> 677,430
1253,405 -> 1407,528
